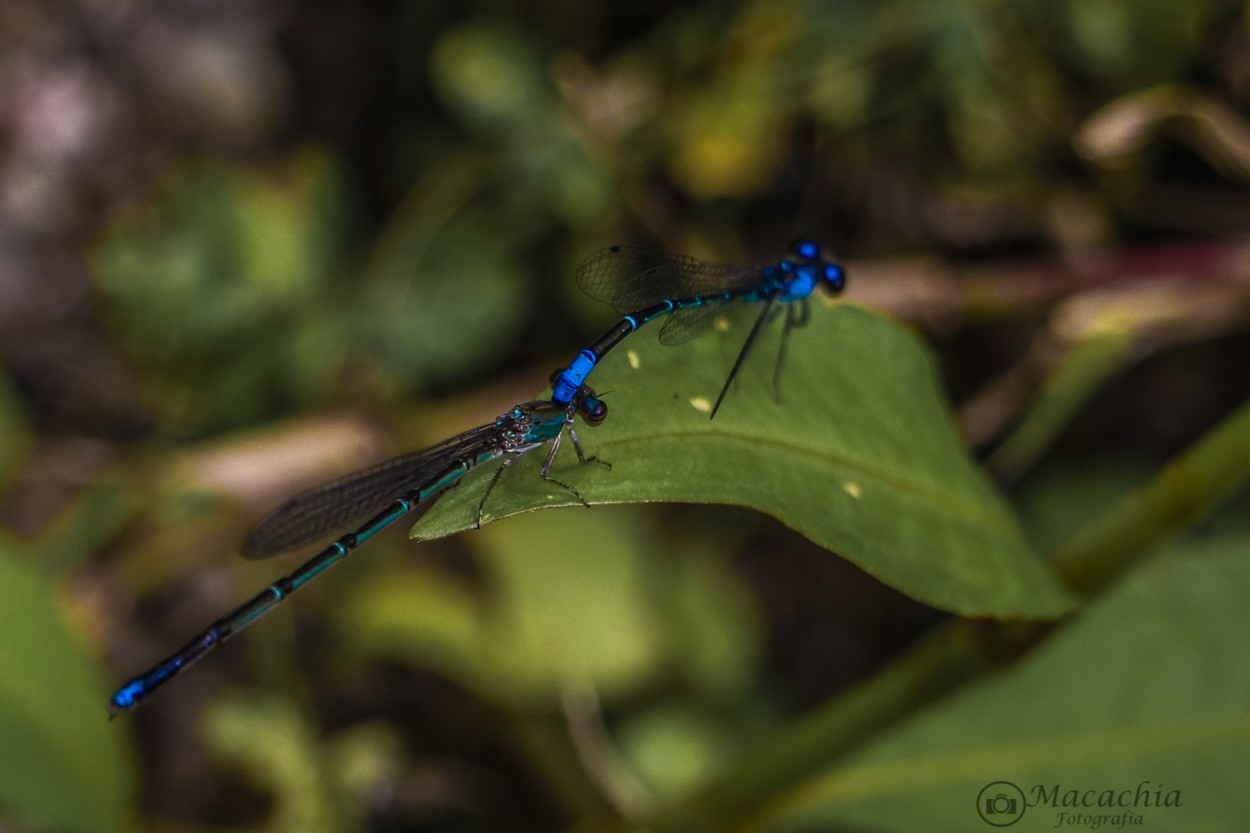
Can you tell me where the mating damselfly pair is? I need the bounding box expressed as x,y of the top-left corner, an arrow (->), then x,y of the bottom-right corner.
109,238 -> 847,713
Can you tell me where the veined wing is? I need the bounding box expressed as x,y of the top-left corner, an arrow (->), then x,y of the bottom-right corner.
242,422 -> 502,558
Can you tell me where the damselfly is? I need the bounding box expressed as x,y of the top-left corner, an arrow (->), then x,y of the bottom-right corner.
109,382 -> 607,714
551,239 -> 846,418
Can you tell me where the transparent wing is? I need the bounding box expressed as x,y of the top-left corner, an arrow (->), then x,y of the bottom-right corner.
656,304 -> 723,346
575,245 -> 761,313
242,423 -> 500,558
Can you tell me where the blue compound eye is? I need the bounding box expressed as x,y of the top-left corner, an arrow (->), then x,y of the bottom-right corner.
793,239 -> 819,261
823,263 -> 846,291
584,397 -> 608,424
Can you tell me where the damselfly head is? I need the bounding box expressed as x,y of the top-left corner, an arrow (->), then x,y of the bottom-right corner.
583,396 -> 608,425
789,238 -> 846,294
574,384 -> 608,425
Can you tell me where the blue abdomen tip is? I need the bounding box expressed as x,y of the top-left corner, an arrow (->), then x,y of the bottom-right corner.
110,681 -> 144,711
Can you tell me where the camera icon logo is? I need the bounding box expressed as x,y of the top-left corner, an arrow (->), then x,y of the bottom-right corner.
977,781 -> 1026,826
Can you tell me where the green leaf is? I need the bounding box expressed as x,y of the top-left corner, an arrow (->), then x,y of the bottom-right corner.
414,303 -> 1072,618
760,535 -> 1250,833
0,548 -> 134,833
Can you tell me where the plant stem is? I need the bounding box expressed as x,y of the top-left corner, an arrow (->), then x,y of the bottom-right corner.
1051,395 -> 1250,594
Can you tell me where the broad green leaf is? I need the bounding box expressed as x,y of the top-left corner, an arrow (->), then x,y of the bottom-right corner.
760,535 -> 1250,833
0,548 -> 133,833
414,303 -> 1072,618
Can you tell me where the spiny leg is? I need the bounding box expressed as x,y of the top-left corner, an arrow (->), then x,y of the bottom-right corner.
568,425 -> 611,470
710,293 -> 778,420
537,429 -> 591,508
772,300 -> 806,403
476,450 -> 532,528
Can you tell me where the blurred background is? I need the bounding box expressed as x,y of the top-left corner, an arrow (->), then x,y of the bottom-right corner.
3,0 -> 1250,830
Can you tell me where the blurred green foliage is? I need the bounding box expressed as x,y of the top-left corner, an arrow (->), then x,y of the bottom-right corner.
90,151 -> 535,436
91,152 -> 356,433
0,548 -> 134,833
205,695 -> 364,833
338,506 -> 761,706
84,0 -> 1245,439
4,0 -> 1248,831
